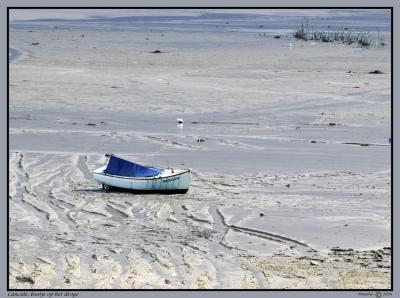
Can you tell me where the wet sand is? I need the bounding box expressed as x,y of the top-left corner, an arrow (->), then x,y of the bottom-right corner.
9,12 -> 391,289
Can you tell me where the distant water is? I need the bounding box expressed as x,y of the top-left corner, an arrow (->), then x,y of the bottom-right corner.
9,47 -> 21,62
10,9 -> 391,38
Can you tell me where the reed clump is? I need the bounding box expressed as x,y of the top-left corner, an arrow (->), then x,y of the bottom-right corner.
293,19 -> 382,48
294,22 -> 306,40
311,31 -> 372,47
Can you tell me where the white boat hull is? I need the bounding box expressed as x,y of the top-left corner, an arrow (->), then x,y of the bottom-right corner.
93,166 -> 191,193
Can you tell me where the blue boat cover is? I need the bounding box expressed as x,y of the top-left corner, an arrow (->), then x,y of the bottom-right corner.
104,155 -> 163,177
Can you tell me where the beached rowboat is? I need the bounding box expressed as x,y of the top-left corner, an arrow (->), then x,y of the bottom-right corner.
93,154 -> 191,193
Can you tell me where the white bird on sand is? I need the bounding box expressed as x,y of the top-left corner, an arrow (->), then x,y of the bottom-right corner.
177,118 -> 184,124
288,42 -> 293,47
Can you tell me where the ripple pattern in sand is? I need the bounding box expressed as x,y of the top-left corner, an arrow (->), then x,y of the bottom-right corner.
8,151 -> 391,289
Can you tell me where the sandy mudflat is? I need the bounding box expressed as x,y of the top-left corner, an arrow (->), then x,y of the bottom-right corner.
9,11 -> 391,289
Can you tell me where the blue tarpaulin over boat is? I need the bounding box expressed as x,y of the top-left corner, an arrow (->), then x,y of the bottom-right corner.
104,155 -> 163,177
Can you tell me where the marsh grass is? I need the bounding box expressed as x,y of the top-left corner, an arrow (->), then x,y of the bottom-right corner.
311,31 -> 372,47
293,19 -> 385,48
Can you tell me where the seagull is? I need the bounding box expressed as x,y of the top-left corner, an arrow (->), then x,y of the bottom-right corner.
177,118 -> 184,124
288,42 -> 293,47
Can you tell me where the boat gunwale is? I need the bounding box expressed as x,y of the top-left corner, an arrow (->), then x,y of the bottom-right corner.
93,168 -> 191,181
